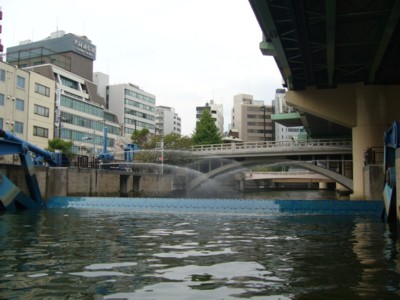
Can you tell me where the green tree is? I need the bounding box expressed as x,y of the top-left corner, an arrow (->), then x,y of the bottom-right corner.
192,109 -> 222,145
163,133 -> 192,149
137,133 -> 194,165
131,128 -> 150,147
46,138 -> 73,154
145,133 -> 193,150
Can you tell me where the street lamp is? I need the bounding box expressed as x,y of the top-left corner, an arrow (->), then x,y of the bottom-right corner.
260,105 -> 266,141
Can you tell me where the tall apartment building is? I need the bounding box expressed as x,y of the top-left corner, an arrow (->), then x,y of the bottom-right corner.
0,61 -> 56,151
272,88 -> 303,141
155,106 -> 181,135
107,83 -> 156,138
231,94 -> 273,142
196,100 -> 224,134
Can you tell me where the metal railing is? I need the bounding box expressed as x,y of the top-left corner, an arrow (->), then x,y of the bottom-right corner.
364,146 -> 383,165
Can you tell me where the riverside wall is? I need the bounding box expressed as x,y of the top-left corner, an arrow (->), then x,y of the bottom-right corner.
0,164 -> 178,200
0,164 -> 385,201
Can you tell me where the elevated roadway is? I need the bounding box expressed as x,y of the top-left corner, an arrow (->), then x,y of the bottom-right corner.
248,0 -> 400,198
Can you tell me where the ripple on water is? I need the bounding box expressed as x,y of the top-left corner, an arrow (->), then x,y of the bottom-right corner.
103,261 -> 289,300
153,247 -> 237,258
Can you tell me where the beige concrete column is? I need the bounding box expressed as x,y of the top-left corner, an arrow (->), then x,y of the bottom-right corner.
319,182 -> 328,189
351,84 -> 388,199
287,83 -> 400,200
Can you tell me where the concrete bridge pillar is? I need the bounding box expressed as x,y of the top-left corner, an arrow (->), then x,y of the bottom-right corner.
287,83 -> 400,199
351,84 -> 389,199
319,182 -> 327,190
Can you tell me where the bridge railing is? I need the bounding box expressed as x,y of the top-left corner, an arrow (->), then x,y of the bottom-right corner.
191,139 -> 352,154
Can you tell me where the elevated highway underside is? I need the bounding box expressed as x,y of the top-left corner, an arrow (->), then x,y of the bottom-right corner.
249,0 -> 400,199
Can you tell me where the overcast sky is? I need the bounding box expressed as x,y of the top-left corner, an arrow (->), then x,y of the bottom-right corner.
2,0 -> 283,135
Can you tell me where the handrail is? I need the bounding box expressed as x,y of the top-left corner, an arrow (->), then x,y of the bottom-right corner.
191,139 -> 352,153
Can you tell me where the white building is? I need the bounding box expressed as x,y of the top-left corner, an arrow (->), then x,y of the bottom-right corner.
231,94 -> 273,142
26,64 -> 121,156
273,88 -> 302,141
196,100 -> 224,134
107,83 -> 156,138
156,105 -> 181,135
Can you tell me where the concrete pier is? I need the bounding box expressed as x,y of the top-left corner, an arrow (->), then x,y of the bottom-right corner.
287,83 -> 400,199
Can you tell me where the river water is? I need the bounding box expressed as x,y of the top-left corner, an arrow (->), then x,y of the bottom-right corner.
1,191 -> 399,299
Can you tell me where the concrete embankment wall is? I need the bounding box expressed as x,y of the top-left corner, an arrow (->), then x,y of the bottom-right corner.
0,165 -> 176,200
1,164 -> 385,201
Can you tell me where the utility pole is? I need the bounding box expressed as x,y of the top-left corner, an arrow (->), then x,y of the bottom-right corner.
260,105 -> 266,141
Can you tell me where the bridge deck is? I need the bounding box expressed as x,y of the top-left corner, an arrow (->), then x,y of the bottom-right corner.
191,139 -> 352,157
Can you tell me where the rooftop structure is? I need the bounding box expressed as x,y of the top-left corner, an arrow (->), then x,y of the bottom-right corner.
6,30 -> 96,81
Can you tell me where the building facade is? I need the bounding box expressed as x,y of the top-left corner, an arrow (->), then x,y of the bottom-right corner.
196,100 -> 224,134
25,64 -> 121,156
3,31 -> 122,156
155,106 -> 181,136
107,83 -> 156,138
231,93 -> 273,142
0,61 -> 56,151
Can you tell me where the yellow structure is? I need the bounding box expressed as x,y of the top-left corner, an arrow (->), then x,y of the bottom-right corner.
0,61 -> 55,153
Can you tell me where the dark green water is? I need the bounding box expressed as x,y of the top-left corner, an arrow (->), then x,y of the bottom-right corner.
1,195 -> 399,299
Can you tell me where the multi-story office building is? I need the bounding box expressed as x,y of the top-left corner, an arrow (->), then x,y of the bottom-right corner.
196,100 -> 224,134
272,88 -> 303,141
107,83 -> 156,138
0,61 -> 56,151
25,64 -> 121,155
155,106 -> 181,136
6,30 -> 96,81
231,94 -> 273,142
4,31 -> 121,155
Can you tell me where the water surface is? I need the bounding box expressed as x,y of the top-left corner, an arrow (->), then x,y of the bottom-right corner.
0,203 -> 399,299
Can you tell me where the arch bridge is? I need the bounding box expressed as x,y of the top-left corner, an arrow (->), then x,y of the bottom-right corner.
187,139 -> 353,192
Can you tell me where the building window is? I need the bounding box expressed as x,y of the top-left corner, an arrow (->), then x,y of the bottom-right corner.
34,104 -> 50,117
0,69 -> 5,81
35,83 -> 50,97
0,93 -> 4,106
16,76 -> 26,89
33,126 -> 49,138
125,89 -> 156,104
16,98 -> 25,111
61,94 -> 103,118
60,75 -> 79,90
0,118 -> 3,129
14,121 -> 23,134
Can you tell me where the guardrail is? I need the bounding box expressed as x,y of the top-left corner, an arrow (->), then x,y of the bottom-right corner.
191,139 -> 352,154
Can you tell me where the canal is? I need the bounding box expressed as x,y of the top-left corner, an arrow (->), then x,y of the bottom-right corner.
0,191 -> 399,299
